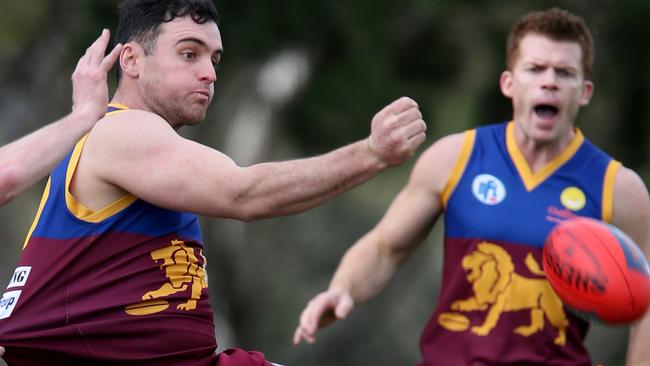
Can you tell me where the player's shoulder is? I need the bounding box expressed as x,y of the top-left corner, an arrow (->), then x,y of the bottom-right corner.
411,131 -> 470,191
99,108 -> 169,130
90,108 -> 174,141
418,131 -> 469,166
85,108 -> 177,159
615,166 -> 649,197
612,165 -> 650,249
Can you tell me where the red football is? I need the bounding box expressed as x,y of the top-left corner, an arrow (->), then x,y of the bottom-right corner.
543,217 -> 650,324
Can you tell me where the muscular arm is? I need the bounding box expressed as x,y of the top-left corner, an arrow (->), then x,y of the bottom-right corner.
616,168 -> 650,366
328,152 -> 444,305
78,97 -> 426,220
0,30 -> 121,206
293,132 -> 467,344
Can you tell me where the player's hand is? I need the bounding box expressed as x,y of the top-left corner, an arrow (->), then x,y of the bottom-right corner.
366,97 -> 427,167
71,29 -> 123,121
292,288 -> 354,345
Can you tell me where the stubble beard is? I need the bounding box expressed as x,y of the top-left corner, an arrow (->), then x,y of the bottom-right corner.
148,93 -> 207,127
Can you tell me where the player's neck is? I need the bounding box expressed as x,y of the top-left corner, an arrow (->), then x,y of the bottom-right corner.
111,87 -> 147,112
514,126 -> 576,174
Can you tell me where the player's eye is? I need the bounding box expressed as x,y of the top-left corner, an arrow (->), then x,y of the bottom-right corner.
182,51 -> 196,60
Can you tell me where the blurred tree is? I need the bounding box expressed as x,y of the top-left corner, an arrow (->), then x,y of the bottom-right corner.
0,1 -> 648,365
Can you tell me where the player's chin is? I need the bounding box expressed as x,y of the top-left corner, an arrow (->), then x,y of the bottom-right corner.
184,107 -> 209,125
529,119 -> 565,142
526,127 -> 557,144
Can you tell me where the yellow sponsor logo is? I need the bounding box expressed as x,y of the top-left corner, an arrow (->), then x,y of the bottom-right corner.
560,186 -> 586,211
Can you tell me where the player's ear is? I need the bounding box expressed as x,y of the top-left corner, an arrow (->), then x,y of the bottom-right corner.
500,70 -> 513,99
119,42 -> 141,78
579,80 -> 594,107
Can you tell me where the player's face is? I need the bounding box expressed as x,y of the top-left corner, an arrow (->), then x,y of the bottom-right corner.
500,33 -> 593,144
139,16 -> 222,128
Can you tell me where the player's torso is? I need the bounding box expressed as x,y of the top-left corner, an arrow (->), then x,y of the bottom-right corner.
0,106 -> 217,365
419,122 -> 619,366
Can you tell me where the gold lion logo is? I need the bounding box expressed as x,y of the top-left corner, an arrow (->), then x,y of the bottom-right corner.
438,242 -> 568,345
125,239 -> 208,316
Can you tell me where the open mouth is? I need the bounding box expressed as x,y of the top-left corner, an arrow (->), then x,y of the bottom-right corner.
534,104 -> 559,119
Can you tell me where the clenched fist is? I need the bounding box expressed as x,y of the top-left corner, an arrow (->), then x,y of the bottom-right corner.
366,97 -> 427,166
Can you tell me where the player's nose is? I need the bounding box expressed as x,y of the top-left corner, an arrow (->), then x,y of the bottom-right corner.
198,58 -> 216,83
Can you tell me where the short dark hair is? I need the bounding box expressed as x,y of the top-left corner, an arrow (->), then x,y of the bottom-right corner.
506,8 -> 593,78
115,0 -> 219,80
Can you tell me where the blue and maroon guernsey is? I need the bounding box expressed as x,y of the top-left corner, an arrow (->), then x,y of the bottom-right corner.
0,105 -> 269,366
419,122 -> 620,366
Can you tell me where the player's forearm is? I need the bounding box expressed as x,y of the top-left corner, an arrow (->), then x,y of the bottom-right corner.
232,139 -> 387,220
0,110 -> 96,205
329,233 -> 399,305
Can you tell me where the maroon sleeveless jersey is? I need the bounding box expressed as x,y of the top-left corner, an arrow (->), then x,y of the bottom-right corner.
0,105 -> 272,366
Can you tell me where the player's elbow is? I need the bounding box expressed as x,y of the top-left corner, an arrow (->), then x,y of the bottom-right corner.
0,163 -> 23,206
225,198 -> 274,222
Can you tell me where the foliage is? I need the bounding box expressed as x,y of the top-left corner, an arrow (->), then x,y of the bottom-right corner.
1,1 -> 648,365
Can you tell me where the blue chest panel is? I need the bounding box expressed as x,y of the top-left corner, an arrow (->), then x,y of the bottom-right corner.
31,146 -> 202,242
445,123 -> 613,248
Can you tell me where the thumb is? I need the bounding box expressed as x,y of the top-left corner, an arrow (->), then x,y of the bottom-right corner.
334,295 -> 354,319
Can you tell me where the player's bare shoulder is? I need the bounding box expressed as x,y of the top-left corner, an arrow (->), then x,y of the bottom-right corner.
613,166 -> 650,213
612,165 -> 650,247
411,131 -> 470,194
86,109 -> 177,156
95,109 -> 172,136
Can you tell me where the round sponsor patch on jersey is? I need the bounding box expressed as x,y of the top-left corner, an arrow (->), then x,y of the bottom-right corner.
472,174 -> 506,205
560,186 -> 586,211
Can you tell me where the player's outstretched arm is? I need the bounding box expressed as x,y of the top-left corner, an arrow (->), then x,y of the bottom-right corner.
88,97 -> 426,220
617,168 -> 650,366
292,133 -> 466,345
0,29 -> 122,206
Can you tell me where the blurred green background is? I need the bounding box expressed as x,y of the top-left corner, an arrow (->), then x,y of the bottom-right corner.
1,0 -> 649,365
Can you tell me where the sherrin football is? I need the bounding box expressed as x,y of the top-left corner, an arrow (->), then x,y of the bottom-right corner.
542,217 -> 650,324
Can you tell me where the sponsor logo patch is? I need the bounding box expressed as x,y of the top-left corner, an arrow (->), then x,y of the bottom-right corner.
472,174 -> 507,205
8,266 -> 31,289
0,290 -> 22,320
560,187 -> 586,211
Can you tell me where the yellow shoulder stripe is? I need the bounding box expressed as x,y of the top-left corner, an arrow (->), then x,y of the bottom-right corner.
65,134 -> 137,223
23,178 -> 51,249
601,160 -> 621,223
442,130 -> 476,208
